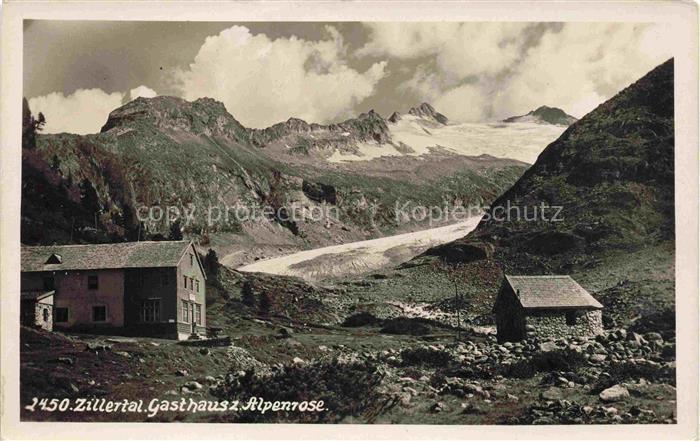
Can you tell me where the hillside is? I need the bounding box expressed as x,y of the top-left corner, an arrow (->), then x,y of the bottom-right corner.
428,59 -> 674,274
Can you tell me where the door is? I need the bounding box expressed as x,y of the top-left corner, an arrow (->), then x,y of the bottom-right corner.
190,303 -> 196,334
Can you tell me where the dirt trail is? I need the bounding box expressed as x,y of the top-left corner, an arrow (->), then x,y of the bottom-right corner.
236,216 -> 482,282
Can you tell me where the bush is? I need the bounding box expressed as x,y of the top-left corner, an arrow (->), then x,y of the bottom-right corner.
400,347 -> 453,367
342,312 -> 379,327
380,317 -> 431,335
211,359 -> 389,423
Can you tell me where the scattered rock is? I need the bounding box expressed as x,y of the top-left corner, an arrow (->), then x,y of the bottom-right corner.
430,402 -> 446,413
541,387 -> 563,401
182,381 -> 203,392
56,357 -> 74,366
85,342 -> 112,352
589,354 -> 607,363
278,327 -> 293,338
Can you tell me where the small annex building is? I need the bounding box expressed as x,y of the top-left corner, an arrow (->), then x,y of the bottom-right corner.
493,275 -> 603,342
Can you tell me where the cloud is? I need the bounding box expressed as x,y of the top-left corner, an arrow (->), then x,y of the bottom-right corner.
367,22 -> 673,122
360,23 -> 530,80
491,23 -> 674,119
174,25 -> 388,128
129,85 -> 157,100
28,89 -> 125,135
433,83 -> 491,122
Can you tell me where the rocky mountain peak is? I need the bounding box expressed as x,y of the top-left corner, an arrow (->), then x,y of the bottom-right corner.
388,111 -> 402,123
407,103 -> 449,125
100,95 -> 249,142
503,105 -> 577,126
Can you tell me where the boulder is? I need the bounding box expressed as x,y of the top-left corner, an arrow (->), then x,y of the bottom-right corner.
599,385 -> 630,402
589,354 -> 607,363
182,381 -> 203,391
539,341 -> 558,353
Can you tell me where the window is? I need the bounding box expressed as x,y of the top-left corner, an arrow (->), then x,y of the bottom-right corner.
55,308 -> 68,323
195,304 -> 202,325
42,308 -> 50,322
45,253 -> 62,264
190,254 -> 194,266
182,300 -> 189,323
195,279 -> 200,293
42,276 -> 55,291
183,275 -> 187,288
566,311 -> 578,326
189,277 -> 194,290
92,306 -> 106,322
88,275 -> 99,290
141,299 -> 161,322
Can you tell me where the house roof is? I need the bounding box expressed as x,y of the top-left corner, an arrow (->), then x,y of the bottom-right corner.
21,241 -> 195,272
21,290 -> 55,301
504,275 -> 603,309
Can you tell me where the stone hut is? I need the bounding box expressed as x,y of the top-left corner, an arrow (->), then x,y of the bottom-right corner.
493,275 -> 603,342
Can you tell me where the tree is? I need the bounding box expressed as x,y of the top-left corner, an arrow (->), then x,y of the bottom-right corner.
22,98 -> 45,150
204,249 -> 219,278
168,219 -> 183,240
259,291 -> 272,316
79,178 -> 101,225
241,280 -> 256,307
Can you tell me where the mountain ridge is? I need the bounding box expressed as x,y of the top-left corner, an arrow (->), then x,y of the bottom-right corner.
22,96 -> 528,254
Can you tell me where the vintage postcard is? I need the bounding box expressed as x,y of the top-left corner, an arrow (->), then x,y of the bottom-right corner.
1,1 -> 698,440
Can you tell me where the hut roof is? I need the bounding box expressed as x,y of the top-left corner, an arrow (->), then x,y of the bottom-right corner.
504,275 -> 603,309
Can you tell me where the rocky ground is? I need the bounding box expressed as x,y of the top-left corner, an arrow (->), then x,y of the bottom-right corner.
19,316 -> 676,424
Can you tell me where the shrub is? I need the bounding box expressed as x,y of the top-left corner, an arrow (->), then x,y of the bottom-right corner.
380,317 -> 431,336
342,312 -> 379,327
211,359 -> 389,423
400,346 -> 453,367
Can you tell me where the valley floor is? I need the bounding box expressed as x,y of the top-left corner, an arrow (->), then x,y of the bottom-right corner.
19,244 -> 676,424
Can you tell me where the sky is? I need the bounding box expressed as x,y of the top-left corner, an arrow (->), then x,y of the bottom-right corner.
24,21 -> 673,134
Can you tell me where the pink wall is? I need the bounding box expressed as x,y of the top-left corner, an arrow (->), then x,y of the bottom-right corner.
24,269 -> 125,328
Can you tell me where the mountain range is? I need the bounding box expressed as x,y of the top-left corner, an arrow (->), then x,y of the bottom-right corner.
22,97 -> 539,264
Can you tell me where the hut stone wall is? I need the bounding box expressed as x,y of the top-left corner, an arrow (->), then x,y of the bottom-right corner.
526,309 -> 602,339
